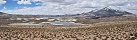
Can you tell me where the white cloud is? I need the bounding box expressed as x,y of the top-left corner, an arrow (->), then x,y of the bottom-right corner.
17,0 -> 32,4
3,7 -> 7,10
3,0 -> 137,15
2,3 -> 93,15
32,0 -> 42,2
0,0 -> 6,5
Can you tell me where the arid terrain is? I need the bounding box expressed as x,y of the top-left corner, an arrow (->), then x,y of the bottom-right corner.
0,20 -> 137,40
0,7 -> 137,40
1,0 -> 137,40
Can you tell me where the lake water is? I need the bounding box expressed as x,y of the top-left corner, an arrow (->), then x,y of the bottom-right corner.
48,22 -> 83,26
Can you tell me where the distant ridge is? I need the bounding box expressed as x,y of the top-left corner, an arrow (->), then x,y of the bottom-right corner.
0,12 -> 7,15
80,7 -> 133,18
0,7 -> 134,18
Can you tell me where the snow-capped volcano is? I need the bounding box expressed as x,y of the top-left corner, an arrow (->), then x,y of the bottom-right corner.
81,7 -> 133,18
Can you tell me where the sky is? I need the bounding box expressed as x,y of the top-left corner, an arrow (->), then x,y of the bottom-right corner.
0,0 -> 137,15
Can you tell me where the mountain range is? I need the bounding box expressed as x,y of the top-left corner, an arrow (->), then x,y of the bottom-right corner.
0,7 -> 135,18
0,12 -> 7,15
79,7 -> 134,19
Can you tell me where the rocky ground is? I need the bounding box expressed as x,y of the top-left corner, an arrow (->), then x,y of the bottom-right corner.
0,21 -> 137,40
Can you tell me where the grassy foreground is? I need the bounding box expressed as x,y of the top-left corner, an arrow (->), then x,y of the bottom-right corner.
0,21 -> 137,40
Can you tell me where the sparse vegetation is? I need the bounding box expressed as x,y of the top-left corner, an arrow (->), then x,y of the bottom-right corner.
0,10 -> 137,40
76,16 -> 137,24
0,21 -> 137,40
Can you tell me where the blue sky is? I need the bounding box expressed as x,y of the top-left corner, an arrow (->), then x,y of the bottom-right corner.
0,0 -> 42,10
0,0 -> 137,15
